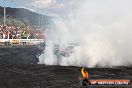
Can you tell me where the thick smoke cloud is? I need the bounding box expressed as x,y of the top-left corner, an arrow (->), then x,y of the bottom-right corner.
39,0 -> 132,67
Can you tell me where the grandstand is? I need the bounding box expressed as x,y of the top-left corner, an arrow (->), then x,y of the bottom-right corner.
0,24 -> 46,46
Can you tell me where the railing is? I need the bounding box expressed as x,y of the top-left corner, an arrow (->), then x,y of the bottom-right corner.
0,39 -> 45,42
0,39 -> 46,46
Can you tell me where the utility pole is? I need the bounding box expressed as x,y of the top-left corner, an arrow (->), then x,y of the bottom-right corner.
3,0 -> 14,26
3,0 -> 6,26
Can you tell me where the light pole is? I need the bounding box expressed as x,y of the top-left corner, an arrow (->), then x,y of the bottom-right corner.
3,0 -> 14,26
3,0 -> 6,26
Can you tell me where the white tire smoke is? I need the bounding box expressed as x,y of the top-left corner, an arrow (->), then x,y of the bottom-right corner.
39,0 -> 132,67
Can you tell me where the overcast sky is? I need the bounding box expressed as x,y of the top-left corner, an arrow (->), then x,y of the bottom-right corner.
0,0 -> 82,17
1,0 -> 132,17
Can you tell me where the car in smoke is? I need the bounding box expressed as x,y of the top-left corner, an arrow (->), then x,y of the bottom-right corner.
54,43 -> 78,57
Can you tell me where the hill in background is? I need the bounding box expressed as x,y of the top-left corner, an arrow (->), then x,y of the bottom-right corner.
0,6 -> 52,28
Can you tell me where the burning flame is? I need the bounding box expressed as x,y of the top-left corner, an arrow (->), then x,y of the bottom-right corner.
81,67 -> 89,78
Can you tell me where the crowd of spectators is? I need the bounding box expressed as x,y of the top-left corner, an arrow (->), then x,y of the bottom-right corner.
0,24 -> 45,39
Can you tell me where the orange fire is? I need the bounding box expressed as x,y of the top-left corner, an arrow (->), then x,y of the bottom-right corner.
81,67 -> 89,78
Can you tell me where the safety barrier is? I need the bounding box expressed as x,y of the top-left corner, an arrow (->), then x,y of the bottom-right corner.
0,39 -> 45,46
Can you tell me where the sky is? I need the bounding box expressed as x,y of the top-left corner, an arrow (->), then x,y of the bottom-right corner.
0,0 -> 77,17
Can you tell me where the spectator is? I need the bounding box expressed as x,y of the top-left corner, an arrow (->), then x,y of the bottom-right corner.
28,33 -> 34,39
0,24 -> 45,39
